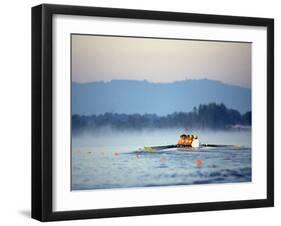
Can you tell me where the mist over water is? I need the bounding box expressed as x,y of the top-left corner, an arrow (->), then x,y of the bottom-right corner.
72,129 -> 251,190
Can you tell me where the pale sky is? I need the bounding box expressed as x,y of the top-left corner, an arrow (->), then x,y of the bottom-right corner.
72,34 -> 251,88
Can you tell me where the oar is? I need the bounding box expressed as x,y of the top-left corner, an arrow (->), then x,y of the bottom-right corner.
143,144 -> 177,152
201,144 -> 242,148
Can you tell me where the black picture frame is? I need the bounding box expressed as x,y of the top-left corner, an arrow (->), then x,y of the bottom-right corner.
32,4 -> 274,222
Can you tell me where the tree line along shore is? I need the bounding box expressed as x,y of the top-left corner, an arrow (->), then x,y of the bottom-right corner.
72,103 -> 251,133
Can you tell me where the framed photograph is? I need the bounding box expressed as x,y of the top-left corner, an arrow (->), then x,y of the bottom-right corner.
32,4 -> 274,221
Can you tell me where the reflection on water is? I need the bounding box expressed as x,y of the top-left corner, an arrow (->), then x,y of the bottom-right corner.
71,129 -> 251,190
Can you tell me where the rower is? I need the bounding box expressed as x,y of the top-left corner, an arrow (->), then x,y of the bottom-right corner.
185,134 -> 193,146
190,135 -> 194,145
191,135 -> 200,148
177,134 -> 187,147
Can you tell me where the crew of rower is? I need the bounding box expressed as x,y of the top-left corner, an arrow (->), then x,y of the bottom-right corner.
177,134 -> 200,148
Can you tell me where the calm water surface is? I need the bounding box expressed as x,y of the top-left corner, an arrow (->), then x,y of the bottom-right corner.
71,129 -> 251,190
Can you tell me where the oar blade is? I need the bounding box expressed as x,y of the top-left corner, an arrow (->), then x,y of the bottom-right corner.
143,144 -> 177,152
143,146 -> 157,152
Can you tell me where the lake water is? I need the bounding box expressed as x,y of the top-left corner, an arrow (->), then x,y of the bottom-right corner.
71,129 -> 251,190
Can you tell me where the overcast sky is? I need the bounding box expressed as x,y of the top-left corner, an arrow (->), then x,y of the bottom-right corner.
72,34 -> 251,88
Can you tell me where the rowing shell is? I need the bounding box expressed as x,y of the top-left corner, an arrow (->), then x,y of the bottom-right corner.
143,144 -> 245,152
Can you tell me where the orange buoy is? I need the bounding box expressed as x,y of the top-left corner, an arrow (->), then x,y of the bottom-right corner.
195,159 -> 202,167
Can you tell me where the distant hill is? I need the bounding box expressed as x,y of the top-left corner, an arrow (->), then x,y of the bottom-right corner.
72,79 -> 251,116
